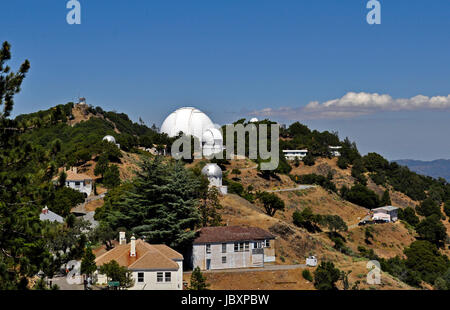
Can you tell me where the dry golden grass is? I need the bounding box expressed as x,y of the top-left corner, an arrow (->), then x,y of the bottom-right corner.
344,223 -> 416,259
184,268 -> 316,290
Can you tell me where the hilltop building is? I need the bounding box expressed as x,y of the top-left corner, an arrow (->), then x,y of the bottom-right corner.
55,167 -> 93,197
282,149 -> 308,160
160,107 -> 223,157
329,146 -> 342,157
201,163 -> 227,195
95,234 -> 184,290
191,226 -> 276,270
103,135 -> 120,149
372,206 -> 399,222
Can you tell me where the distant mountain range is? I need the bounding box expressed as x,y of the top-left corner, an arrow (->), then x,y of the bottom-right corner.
394,159 -> 450,181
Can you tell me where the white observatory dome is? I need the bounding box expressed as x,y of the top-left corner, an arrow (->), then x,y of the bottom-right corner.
201,163 -> 223,178
160,107 -> 216,141
103,135 -> 116,144
249,117 -> 259,123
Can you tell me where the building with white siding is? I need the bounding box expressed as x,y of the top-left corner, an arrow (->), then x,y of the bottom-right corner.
191,226 -> 276,271
95,234 -> 183,290
282,149 -> 308,160
61,167 -> 93,197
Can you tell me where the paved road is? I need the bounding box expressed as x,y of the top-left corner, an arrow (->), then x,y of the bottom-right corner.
184,264 -> 306,274
50,276 -> 103,290
267,185 -> 315,193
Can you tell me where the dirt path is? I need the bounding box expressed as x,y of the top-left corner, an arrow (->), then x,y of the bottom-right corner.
266,185 -> 316,193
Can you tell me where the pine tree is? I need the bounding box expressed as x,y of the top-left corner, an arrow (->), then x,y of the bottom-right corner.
199,187 -> 223,227
381,189 -> 391,206
81,247 -> 97,276
189,267 -> 209,290
0,41 -> 54,289
108,157 -> 201,250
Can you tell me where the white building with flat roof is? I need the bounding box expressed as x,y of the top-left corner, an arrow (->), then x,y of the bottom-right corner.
329,146 -> 342,157
372,206 -> 399,222
283,149 -> 308,160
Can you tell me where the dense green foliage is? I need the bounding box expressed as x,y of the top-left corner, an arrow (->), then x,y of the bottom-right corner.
98,260 -> 134,289
302,269 -> 313,282
398,207 -> 420,227
313,261 -> 341,290
340,184 -> 380,209
257,192 -> 285,216
416,214 -> 447,246
49,186 -> 85,217
189,267 -> 209,290
95,157 -> 202,251
293,207 -> 347,234
80,247 -> 97,276
380,241 -> 450,287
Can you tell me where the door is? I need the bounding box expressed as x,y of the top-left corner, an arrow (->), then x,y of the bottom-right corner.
206,259 -> 211,270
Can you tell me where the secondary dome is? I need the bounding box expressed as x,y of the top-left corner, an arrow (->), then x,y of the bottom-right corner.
103,135 -> 116,144
160,107 -> 215,141
201,163 -> 223,178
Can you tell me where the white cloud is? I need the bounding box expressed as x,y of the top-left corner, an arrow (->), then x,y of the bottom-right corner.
249,92 -> 450,120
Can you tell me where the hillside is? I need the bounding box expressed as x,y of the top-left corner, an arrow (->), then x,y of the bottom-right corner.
9,103 -> 449,291
209,193 -> 414,290
395,159 -> 450,182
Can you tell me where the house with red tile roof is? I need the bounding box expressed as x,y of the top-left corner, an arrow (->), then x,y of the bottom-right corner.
94,234 -> 183,290
192,226 -> 276,270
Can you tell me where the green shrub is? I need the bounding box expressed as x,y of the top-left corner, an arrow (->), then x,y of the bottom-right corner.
302,269 -> 313,282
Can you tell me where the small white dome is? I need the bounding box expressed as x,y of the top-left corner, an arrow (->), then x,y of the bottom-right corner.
201,163 -> 222,178
249,118 -> 259,123
103,135 -> 116,144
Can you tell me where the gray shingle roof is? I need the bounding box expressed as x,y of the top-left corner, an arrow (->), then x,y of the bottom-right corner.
40,210 -> 64,223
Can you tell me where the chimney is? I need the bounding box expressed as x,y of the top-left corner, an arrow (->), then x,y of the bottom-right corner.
42,206 -> 49,214
119,232 -> 126,245
73,167 -> 77,174
130,235 -> 136,257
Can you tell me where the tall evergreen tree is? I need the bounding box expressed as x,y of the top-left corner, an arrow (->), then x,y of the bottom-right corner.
381,189 -> 392,206
81,247 -> 97,277
0,41 -> 54,289
103,157 -> 201,250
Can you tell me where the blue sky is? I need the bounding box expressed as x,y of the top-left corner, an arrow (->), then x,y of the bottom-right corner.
2,0 -> 450,160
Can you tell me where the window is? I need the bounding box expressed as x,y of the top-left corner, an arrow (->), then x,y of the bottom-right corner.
157,272 -> 163,283
234,243 -> 239,252
222,243 -> 227,253
222,256 -> 227,264
165,272 -> 171,282
244,242 -> 249,252
75,181 -> 80,186
206,244 -> 211,254
254,242 -> 262,249
137,272 -> 144,283
265,240 -> 270,247
239,242 -> 244,252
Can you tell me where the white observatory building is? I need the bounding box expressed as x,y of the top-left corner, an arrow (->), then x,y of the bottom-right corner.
103,135 -> 121,149
201,163 -> 227,195
160,107 -> 223,157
